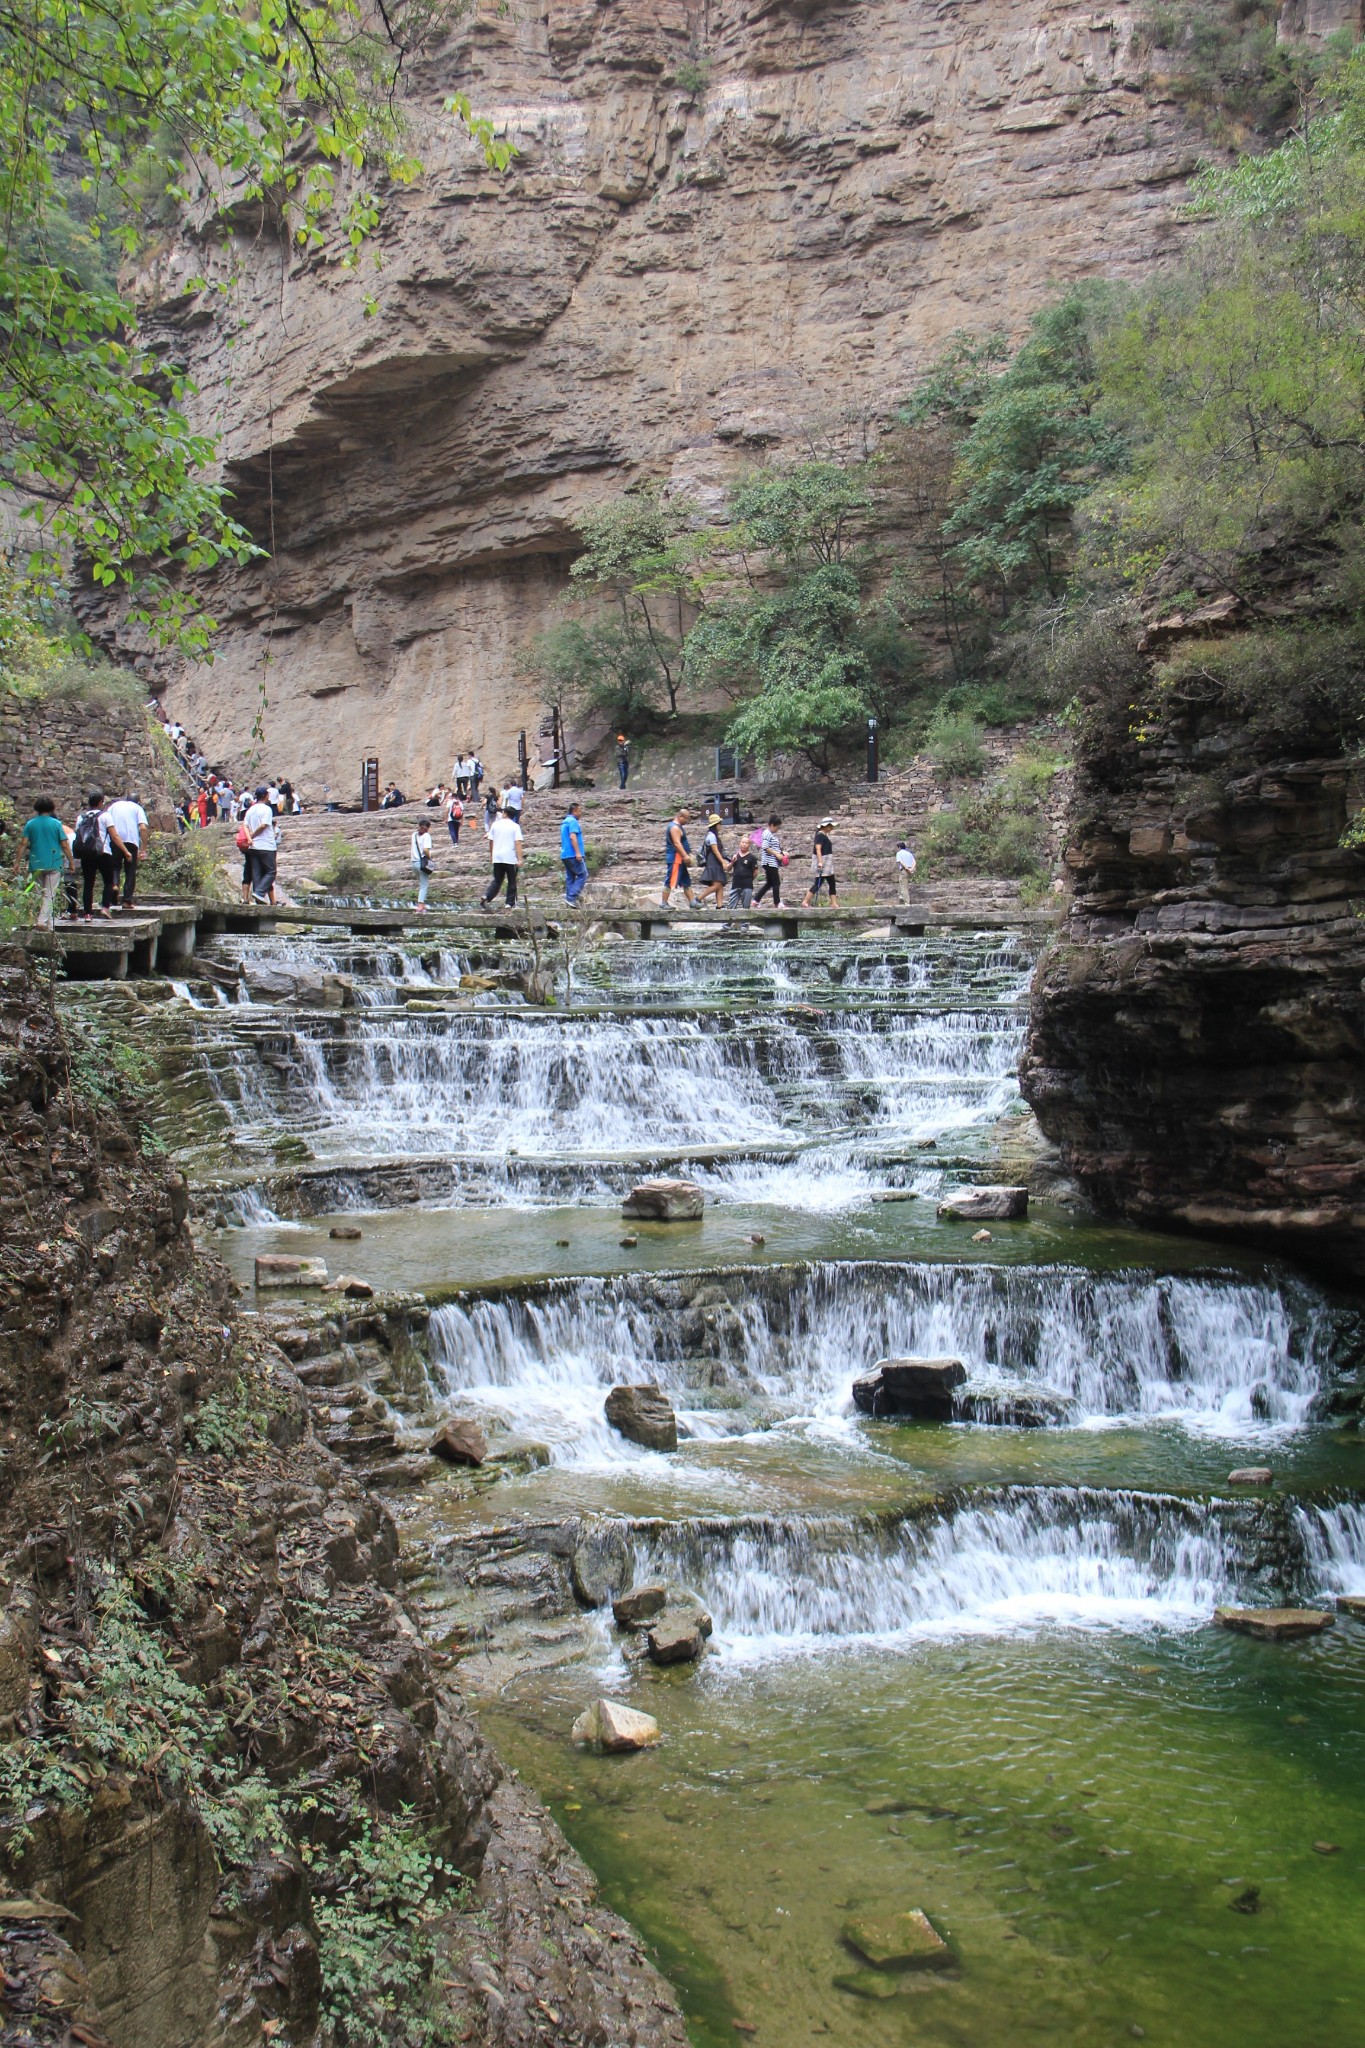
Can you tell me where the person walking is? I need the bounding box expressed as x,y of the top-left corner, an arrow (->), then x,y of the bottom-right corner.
470,755 -> 484,798
72,790 -> 117,920
19,798 -> 69,929
561,802 -> 588,904
728,833 -> 757,908
446,789 -> 463,847
617,734 -> 630,788
243,785 -> 280,904
660,807 -> 696,909
103,793 -> 149,911
896,839 -> 918,904
482,805 -> 523,908
752,815 -> 785,905
503,778 -> 524,825
411,821 -> 435,909
803,817 -> 837,909
700,813 -> 730,909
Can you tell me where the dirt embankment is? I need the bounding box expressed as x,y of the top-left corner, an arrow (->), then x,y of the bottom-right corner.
0,951 -> 687,2048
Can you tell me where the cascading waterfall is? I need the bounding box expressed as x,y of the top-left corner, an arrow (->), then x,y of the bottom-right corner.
1293,1500 -> 1365,1596
624,1488 -> 1240,1657
427,1260 -> 1335,1457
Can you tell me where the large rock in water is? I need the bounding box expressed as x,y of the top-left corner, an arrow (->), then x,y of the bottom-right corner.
621,1180 -> 705,1222
428,1419 -> 488,1466
852,1358 -> 967,1421
1215,1607 -> 1335,1641
571,1698 -> 661,1753
842,1909 -> 952,1972
604,1384 -> 678,1452
937,1186 -> 1028,1221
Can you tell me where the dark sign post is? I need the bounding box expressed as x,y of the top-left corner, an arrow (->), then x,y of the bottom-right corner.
866,717 -> 879,784
361,758 -> 379,812
518,730 -> 529,785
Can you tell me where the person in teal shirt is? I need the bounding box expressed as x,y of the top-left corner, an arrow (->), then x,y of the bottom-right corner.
19,798 -> 69,929
560,804 -> 587,904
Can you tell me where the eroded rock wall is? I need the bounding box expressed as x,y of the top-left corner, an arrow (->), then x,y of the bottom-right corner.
1020,696 -> 1365,1283
110,0 -> 1211,790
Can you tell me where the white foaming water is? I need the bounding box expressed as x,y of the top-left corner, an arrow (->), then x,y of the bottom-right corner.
1294,1500 -> 1365,1596
427,1261 -> 1334,1463
221,1184 -> 281,1226
223,936 -> 469,1007
629,1489 -> 1235,1660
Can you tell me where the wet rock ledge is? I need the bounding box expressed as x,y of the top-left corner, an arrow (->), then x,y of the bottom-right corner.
0,953 -> 687,2048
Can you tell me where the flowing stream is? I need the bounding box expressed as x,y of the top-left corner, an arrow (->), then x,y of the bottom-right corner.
113,913 -> 1365,2048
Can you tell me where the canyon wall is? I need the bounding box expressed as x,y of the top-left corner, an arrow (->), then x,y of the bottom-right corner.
110,0 -> 1214,793
1021,683 -> 1365,1284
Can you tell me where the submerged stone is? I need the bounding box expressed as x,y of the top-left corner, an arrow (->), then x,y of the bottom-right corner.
604,1383 -> 678,1452
1227,1466 -> 1273,1485
254,1254 -> 327,1289
833,1968 -> 901,2002
937,1185 -> 1028,1221
571,1697 -> 661,1753
957,1385 -> 1073,1429
621,1179 -> 705,1222
842,1908 -> 952,1971
329,1224 -> 363,1241
1215,1607 -> 1335,1640
428,1419 -> 488,1467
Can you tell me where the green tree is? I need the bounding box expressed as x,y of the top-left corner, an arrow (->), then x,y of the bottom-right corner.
0,0 -> 508,650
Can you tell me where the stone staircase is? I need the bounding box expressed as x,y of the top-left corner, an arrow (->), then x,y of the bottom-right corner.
221,750 -> 1059,916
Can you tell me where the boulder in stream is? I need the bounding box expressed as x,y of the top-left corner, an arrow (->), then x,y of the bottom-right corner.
852,1358 -> 966,1421
613,1582 -> 669,1629
841,1908 -> 952,1972
428,1419 -> 489,1467
254,1254 -> 327,1290
329,1224 -> 363,1241
1227,1466 -> 1273,1485
571,1523 -> 633,1608
1215,1606 -> 1335,1640
645,1614 -> 709,1666
571,1697 -> 661,1753
604,1384 -> 678,1452
323,1274 -> 375,1298
957,1385 -> 1074,1428
621,1180 -> 705,1222
937,1185 -> 1028,1221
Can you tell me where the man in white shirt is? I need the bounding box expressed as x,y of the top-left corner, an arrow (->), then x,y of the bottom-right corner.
482,806 -> 523,909
502,779 -> 524,823
102,794 -> 149,911
244,785 -> 280,904
896,839 -> 918,905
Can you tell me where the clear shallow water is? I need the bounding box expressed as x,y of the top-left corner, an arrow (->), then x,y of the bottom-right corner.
114,920 -> 1365,2048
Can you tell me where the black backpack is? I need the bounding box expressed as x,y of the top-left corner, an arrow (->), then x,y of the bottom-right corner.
72,809 -> 101,859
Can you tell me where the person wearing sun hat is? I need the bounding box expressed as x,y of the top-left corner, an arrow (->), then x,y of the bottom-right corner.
803,815 -> 837,908
700,810 -> 731,909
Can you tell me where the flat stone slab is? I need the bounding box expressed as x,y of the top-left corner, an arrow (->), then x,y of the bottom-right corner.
255,1254 -> 327,1289
645,1616 -> 707,1666
1215,1607 -> 1335,1641
937,1185 -> 1028,1222
1336,1595 -> 1365,1619
842,1909 -> 952,1972
1227,1466 -> 1273,1485
621,1178 -> 705,1221
571,1697 -> 661,1753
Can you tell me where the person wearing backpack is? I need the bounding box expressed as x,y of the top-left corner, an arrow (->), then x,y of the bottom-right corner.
411,822 -> 435,909
73,790 -> 116,920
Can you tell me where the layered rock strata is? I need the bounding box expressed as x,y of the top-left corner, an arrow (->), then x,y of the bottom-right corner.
1021,692 -> 1365,1283
106,0 -> 1212,788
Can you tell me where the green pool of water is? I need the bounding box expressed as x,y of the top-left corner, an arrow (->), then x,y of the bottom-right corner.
482,1618 -> 1365,2048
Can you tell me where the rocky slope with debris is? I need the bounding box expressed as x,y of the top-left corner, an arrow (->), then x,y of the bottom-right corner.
0,950 -> 688,2048
1020,671 -> 1365,1284
103,0 -> 1213,788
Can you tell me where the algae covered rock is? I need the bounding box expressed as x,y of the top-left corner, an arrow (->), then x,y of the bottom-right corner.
842,1907 -> 952,1971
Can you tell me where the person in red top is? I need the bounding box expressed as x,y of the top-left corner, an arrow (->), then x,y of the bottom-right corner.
196,788 -> 209,827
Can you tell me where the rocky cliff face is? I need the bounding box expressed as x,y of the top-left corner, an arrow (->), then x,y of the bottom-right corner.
111,0 -> 1210,791
1021,684 -> 1365,1284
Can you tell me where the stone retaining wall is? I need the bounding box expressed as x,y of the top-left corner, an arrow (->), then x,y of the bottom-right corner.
0,687 -> 176,828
